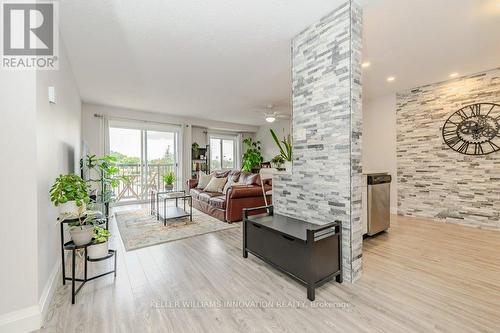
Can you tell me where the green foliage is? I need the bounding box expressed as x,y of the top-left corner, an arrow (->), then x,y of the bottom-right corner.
163,171 -> 176,185
84,154 -> 123,204
68,210 -> 104,227
242,138 -> 263,172
270,129 -> 292,161
92,226 -> 111,244
271,154 -> 285,167
109,151 -> 140,164
50,174 -> 90,207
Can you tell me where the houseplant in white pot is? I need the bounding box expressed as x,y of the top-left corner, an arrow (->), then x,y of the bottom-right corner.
163,171 -> 176,190
270,129 -> 292,172
50,174 -> 94,245
87,226 -> 111,259
50,174 -> 90,217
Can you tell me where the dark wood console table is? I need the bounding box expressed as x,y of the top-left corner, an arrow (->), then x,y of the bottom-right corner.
243,205 -> 342,301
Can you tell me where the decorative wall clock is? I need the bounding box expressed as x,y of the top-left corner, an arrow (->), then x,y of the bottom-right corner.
442,103 -> 500,155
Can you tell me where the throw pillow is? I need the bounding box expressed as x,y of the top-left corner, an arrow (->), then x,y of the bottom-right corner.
196,173 -> 213,189
222,177 -> 239,195
204,177 -> 227,193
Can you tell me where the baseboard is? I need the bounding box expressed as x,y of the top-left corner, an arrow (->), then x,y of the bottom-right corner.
39,259 -> 61,322
0,306 -> 41,333
0,260 -> 60,333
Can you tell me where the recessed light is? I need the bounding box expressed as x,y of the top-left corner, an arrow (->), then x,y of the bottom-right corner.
386,76 -> 395,82
265,116 -> 276,123
362,61 -> 371,68
449,72 -> 459,78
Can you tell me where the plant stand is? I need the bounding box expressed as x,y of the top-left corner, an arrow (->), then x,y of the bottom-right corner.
59,217 -> 117,304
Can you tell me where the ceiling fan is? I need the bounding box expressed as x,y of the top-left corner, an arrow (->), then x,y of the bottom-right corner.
259,104 -> 290,123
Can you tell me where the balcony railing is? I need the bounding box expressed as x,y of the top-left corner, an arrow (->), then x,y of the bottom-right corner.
113,163 -> 176,202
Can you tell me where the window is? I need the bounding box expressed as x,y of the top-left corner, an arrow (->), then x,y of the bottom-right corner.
209,135 -> 237,171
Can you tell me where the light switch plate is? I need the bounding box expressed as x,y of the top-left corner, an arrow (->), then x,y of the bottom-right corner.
48,86 -> 56,104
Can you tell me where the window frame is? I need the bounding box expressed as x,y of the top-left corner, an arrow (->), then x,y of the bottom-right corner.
208,133 -> 239,171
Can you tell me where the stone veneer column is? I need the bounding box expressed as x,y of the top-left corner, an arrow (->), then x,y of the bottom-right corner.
273,1 -> 363,282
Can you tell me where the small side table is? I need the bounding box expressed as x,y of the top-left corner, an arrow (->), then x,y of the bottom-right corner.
59,217 -> 117,304
158,193 -> 193,226
150,188 -> 185,218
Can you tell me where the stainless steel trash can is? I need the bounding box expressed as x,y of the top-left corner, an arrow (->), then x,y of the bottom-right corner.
367,174 -> 392,236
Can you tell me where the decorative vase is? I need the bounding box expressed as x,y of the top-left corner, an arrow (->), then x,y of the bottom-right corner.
87,241 -> 109,259
284,161 -> 292,172
165,184 -> 173,191
59,201 -> 86,217
69,225 -> 94,246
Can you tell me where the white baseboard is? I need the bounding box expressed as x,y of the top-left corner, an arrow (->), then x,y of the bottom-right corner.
39,259 -> 61,321
0,306 -> 40,333
0,260 -> 60,333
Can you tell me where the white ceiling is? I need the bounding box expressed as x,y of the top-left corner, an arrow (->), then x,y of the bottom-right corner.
362,0 -> 500,100
60,0 -> 500,126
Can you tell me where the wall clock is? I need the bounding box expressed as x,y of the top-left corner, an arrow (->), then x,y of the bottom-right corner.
442,103 -> 500,155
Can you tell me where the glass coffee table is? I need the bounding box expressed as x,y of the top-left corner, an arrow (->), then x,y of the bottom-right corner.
150,188 -> 184,217
156,191 -> 192,226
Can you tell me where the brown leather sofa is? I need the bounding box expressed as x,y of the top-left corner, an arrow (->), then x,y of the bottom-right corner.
187,170 -> 272,222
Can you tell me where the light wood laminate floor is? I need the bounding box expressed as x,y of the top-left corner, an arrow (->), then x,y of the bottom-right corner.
40,205 -> 500,332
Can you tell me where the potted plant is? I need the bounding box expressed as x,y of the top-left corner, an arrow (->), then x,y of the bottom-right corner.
271,155 -> 285,171
83,154 -> 122,203
192,142 -> 200,159
87,226 -> 111,259
270,129 -> 292,172
67,211 -> 105,246
242,138 -> 264,172
50,174 -> 90,217
163,171 -> 176,190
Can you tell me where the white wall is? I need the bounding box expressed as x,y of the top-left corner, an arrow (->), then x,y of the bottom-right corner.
36,39 -> 82,316
254,119 -> 291,161
362,94 -> 397,213
0,39 -> 81,332
191,126 -> 207,147
0,71 -> 39,332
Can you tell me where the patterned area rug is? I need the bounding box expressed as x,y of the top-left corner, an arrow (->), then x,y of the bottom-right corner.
115,208 -> 239,251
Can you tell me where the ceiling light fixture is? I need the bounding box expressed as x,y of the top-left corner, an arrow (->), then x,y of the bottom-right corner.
362,61 -> 371,68
449,72 -> 459,78
386,76 -> 395,82
265,115 -> 276,123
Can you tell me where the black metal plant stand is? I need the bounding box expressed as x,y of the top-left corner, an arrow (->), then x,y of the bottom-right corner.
59,217 -> 117,304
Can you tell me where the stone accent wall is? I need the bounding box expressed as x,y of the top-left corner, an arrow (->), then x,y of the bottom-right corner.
397,68 -> 500,230
273,1 -> 363,282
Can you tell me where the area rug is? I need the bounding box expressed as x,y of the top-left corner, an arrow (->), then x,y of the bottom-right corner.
115,208 -> 239,251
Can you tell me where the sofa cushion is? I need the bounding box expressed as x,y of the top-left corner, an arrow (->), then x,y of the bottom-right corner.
204,176 -> 227,192
196,173 -> 213,189
239,172 -> 261,186
214,170 -> 230,178
228,170 -> 241,181
198,191 -> 223,203
189,188 -> 204,200
209,196 -> 226,209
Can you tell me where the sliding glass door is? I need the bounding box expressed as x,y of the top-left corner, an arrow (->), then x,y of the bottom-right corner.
109,122 -> 181,204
